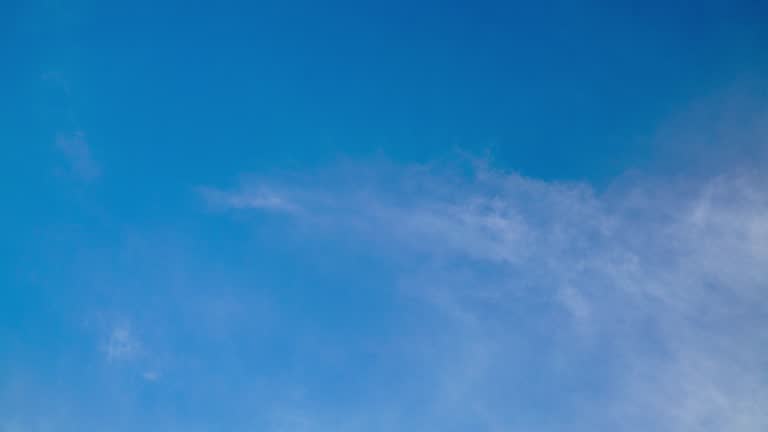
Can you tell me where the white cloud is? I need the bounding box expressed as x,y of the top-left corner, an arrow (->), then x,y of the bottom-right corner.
204,158 -> 768,431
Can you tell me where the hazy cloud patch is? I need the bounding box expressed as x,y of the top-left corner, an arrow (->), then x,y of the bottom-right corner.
55,131 -> 100,181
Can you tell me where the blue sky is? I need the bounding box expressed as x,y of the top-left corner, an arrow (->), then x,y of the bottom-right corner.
2,1 -> 768,431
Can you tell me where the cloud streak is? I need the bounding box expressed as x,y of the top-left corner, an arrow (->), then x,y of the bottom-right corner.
203,156 -> 768,431
200,185 -> 301,213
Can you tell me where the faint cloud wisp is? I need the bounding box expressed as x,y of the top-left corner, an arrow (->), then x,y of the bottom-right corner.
202,159 -> 768,432
56,131 -> 100,181
103,324 -> 141,362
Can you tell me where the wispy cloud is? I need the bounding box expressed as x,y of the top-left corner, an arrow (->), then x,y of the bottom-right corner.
142,370 -> 161,381
43,70 -> 101,182
200,185 -> 300,213
103,323 -> 141,362
204,156 -> 768,431
56,131 -> 100,181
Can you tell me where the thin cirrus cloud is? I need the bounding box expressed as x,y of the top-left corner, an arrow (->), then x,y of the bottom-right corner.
55,131 -> 101,181
199,184 -> 300,213
102,323 -> 141,362
201,151 -> 768,431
